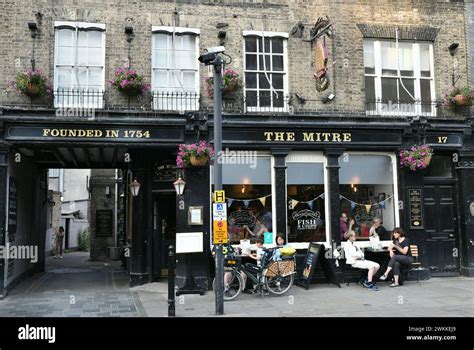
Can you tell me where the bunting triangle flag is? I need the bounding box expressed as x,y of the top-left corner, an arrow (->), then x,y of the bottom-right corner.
351,202 -> 356,210
320,193 -> 325,200
291,199 -> 299,209
380,201 -> 386,209
365,204 -> 372,214
259,197 -> 266,206
227,198 -> 234,207
307,200 -> 314,210
243,200 -> 250,208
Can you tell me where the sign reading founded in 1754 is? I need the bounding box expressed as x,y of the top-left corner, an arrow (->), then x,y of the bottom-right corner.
96,210 -> 113,236
408,189 -> 424,229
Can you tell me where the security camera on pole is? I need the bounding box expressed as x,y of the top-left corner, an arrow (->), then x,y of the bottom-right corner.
198,46 -> 226,315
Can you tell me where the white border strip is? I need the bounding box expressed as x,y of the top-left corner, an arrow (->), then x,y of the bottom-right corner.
152,26 -> 200,35
243,30 -> 289,38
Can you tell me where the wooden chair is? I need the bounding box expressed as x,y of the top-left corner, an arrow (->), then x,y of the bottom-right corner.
401,245 -> 422,283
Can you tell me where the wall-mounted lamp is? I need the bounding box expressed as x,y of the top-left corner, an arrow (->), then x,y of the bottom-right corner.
448,42 -> 459,56
28,22 -> 38,36
125,26 -> 134,41
129,178 -> 140,197
173,176 -> 186,196
105,185 -> 111,197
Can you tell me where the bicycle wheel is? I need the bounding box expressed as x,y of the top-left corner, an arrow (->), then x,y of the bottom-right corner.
212,270 -> 243,301
265,273 -> 294,295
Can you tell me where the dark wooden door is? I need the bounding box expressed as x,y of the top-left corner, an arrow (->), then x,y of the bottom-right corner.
152,192 -> 176,279
423,184 -> 458,273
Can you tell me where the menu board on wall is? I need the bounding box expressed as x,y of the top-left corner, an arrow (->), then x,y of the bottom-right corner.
409,189 -> 423,229
96,210 -> 113,236
8,177 -> 17,235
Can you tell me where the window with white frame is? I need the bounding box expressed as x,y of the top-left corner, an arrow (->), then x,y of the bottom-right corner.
364,40 -> 435,116
243,31 -> 289,112
152,27 -> 200,111
54,22 -> 105,108
49,169 -> 59,178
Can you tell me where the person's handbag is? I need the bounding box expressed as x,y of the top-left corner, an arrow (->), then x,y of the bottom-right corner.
280,247 -> 296,256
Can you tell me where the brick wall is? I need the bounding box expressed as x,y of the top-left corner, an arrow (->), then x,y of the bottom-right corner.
0,0 -> 469,116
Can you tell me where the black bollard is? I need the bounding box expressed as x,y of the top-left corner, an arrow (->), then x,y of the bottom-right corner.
168,244 -> 176,317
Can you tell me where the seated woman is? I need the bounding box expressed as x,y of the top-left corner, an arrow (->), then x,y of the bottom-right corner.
379,227 -> 413,287
243,218 -> 268,239
343,230 -> 380,291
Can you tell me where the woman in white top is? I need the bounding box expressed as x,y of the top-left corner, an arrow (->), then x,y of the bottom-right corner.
344,230 -> 380,290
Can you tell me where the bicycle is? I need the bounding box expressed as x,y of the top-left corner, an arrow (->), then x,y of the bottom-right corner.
213,248 -> 295,301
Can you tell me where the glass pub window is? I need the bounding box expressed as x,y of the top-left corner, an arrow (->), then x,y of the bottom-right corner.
339,154 -> 396,240
424,155 -> 453,178
221,155 -> 272,244
287,162 -> 326,243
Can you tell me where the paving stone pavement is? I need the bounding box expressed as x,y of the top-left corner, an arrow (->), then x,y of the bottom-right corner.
1,251 -> 472,318
0,252 -> 146,317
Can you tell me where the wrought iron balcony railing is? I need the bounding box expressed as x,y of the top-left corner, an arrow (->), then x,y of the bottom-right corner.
365,99 -> 470,117
151,91 -> 199,112
54,88 -> 105,109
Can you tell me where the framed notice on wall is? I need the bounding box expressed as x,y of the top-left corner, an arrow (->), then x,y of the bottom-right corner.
96,210 -> 113,236
408,188 -> 424,229
8,177 -> 17,235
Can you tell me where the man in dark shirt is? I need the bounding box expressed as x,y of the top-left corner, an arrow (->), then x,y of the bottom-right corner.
370,217 -> 389,240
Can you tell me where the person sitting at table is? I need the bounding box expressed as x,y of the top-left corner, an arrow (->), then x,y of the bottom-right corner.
244,218 -> 268,239
248,239 -> 265,266
379,227 -> 413,287
370,217 -> 388,240
344,230 -> 380,291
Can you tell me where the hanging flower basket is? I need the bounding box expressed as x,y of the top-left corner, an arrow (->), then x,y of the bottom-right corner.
399,145 -> 434,171
109,66 -> 151,97
8,68 -> 52,98
206,69 -> 242,97
176,140 -> 214,168
443,85 -> 473,111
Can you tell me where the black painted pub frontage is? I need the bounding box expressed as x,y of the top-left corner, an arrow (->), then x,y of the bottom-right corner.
0,110 -> 473,294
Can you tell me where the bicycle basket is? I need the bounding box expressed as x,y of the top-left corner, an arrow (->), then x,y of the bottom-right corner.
264,260 -> 296,277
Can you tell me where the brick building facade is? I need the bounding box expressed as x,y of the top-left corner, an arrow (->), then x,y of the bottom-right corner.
0,0 -> 472,295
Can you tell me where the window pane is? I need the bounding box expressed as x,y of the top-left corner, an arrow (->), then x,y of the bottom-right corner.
424,155 -> 453,177
420,44 -> 431,77
57,67 -> 72,86
222,156 -> 272,244
287,162 -> 325,243
399,79 -> 414,103
272,74 -> 283,89
363,40 -> 375,74
155,34 -> 168,49
154,69 -> 168,88
245,37 -> 257,53
273,91 -> 284,107
88,31 -> 102,47
258,37 -> 270,53
272,38 -> 283,53
339,155 -> 395,240
88,68 -> 102,86
258,55 -> 271,70
259,91 -> 271,107
87,47 -> 102,66
183,71 -> 195,89
77,31 -> 87,46
245,73 -> 257,88
155,50 -> 168,67
381,78 -> 397,102
381,42 -> 398,76
175,50 -> 188,69
365,76 -> 376,111
259,74 -> 270,89
246,54 -> 257,70
272,55 -> 284,71
57,29 -> 74,46
246,91 -> 257,106
420,79 -> 432,113
398,42 -> 413,76
57,46 -> 73,65
75,68 -> 88,87
182,35 -> 195,50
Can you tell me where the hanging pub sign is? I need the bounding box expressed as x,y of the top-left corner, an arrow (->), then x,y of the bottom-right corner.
408,188 -> 424,229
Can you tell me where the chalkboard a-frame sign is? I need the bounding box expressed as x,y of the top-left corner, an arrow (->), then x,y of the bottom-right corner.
297,243 -> 324,290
